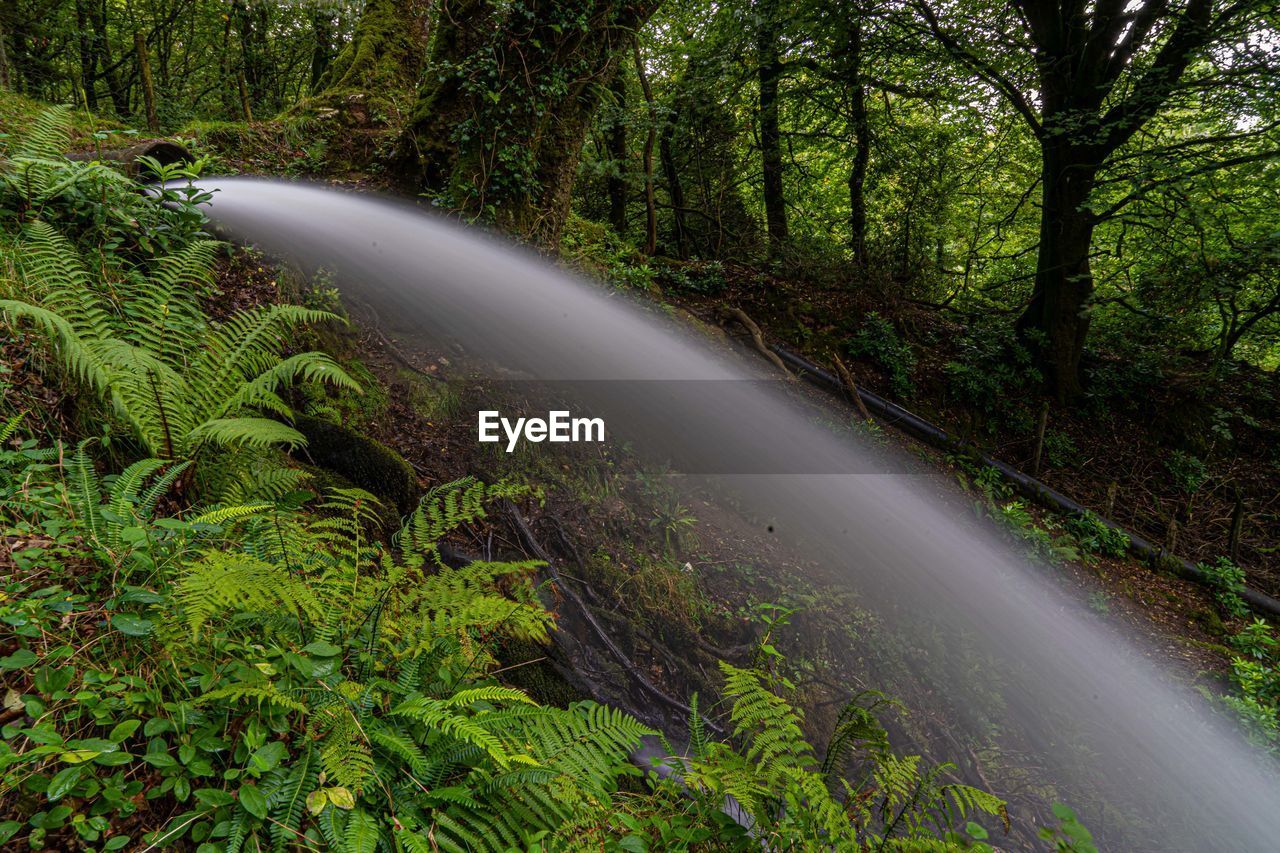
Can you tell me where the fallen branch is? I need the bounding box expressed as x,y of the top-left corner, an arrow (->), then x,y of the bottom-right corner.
719,306 -> 793,378
831,354 -> 872,421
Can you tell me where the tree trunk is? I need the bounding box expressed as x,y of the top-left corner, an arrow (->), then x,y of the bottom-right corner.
74,0 -> 96,109
605,72 -> 628,234
846,18 -> 869,267
309,7 -> 334,93
659,113 -> 689,259
398,0 -> 658,247
135,32 -> 159,132
1017,143 -> 1099,402
0,21 -> 8,92
89,0 -> 126,115
317,0 -> 429,96
633,38 -> 657,256
232,0 -> 266,113
756,0 -> 787,256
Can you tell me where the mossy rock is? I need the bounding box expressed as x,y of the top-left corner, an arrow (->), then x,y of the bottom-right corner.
293,414 -> 419,515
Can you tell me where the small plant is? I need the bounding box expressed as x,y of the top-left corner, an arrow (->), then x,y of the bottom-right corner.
1044,429 -> 1080,468
649,494 -> 699,555
943,323 -> 1042,429
1165,450 -> 1208,495
1233,619 -> 1279,661
1039,804 -> 1099,852
1199,556 -> 1249,618
845,312 -> 915,398
1,222 -> 358,466
0,106 -> 212,262
1067,512 -> 1129,559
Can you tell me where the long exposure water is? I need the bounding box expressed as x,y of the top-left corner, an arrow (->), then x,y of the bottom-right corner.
198,178 -> 1278,850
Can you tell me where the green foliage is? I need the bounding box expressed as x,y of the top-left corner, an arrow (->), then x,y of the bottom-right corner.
942,324 -> 1042,430
0,452 -> 652,851
649,495 -> 699,556
1164,450 -> 1208,495
642,655 -> 1010,849
2,221 -> 359,464
562,214 -> 657,290
845,312 -> 915,398
0,106 -> 212,261
1066,512 -> 1130,559
952,457 -> 1080,565
398,476 -> 533,558
1199,556 -> 1249,619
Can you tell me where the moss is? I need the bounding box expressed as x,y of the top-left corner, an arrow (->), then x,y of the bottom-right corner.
293,414 -> 419,515
399,370 -> 460,422
492,637 -> 583,707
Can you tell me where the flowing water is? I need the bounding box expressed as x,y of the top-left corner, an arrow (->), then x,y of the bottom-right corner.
198,178 -> 1279,850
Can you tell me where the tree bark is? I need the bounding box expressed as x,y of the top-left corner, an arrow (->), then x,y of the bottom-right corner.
756,0 -> 787,256
1016,141 -> 1099,402
88,0 -> 127,115
309,7 -> 334,93
659,112 -> 689,259
398,0 -> 659,247
0,21 -> 8,92
317,0 -> 429,96
846,17 -> 869,267
605,72 -> 628,234
74,0 -> 97,109
633,38 -> 657,256
135,32 -> 159,132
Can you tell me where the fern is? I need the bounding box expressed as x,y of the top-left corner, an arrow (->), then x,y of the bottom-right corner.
398,477 -> 531,560
3,222 -> 359,465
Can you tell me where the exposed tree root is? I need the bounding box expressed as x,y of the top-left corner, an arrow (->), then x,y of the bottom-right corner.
503,501 -> 725,734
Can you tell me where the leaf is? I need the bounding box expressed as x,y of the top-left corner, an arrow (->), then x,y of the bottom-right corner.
248,741 -> 286,773
110,613 -> 154,636
238,784 -> 268,819
301,640 -> 342,657
46,766 -> 83,800
306,788 -> 328,815
0,822 -> 21,844
109,720 -> 141,743
194,788 -> 236,808
326,786 -> 355,810
0,649 -> 37,670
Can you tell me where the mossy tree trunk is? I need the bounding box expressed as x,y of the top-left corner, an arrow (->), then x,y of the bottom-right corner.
317,0 -> 431,99
396,0 -> 661,247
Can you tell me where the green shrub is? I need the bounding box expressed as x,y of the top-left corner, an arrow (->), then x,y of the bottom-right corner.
1067,512 -> 1130,559
0,106 -> 212,263
846,312 -> 915,398
943,323 -> 1042,428
1199,556 -> 1249,618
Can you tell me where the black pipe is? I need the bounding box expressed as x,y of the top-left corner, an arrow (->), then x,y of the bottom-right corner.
769,344 -> 1280,619
66,140 -> 193,180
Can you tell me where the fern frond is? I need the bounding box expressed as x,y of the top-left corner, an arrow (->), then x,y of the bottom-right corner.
190,502 -> 274,526
12,106 -> 73,159
183,417 -> 307,453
